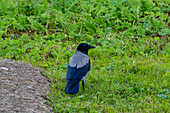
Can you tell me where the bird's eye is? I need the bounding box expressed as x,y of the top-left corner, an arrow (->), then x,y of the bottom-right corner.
85,46 -> 89,49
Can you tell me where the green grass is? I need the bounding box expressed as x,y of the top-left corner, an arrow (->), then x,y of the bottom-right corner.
0,0 -> 169,112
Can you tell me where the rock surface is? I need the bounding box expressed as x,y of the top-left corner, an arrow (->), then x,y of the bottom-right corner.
0,59 -> 52,113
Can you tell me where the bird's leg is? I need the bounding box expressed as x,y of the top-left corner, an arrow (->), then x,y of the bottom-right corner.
82,81 -> 85,92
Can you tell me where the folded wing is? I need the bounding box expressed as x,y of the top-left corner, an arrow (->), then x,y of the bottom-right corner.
65,51 -> 90,94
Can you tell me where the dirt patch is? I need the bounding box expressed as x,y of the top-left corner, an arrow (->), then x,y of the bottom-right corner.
0,59 -> 52,113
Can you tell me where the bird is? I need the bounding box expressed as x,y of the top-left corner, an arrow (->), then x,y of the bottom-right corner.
65,43 -> 95,94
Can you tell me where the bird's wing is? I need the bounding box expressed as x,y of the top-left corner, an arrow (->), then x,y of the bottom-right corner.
65,62 -> 90,94
65,52 -> 90,94
66,60 -> 90,80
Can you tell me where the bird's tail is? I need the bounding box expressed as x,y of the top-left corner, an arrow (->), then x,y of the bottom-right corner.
65,79 -> 80,94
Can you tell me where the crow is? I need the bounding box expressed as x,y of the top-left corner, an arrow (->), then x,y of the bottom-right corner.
65,43 -> 95,94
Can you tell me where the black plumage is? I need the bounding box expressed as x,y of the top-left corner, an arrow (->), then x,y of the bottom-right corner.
65,43 -> 95,94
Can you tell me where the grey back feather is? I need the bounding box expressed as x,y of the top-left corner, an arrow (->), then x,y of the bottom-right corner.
69,50 -> 89,69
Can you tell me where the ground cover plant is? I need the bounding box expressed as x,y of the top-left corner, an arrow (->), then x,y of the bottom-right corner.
0,0 -> 169,112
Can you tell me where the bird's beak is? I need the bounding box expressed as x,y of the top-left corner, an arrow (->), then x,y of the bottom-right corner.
89,45 -> 95,49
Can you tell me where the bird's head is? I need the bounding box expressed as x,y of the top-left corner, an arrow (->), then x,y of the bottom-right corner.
77,43 -> 95,55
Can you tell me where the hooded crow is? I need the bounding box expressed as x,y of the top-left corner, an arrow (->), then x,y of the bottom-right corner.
65,43 -> 95,94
